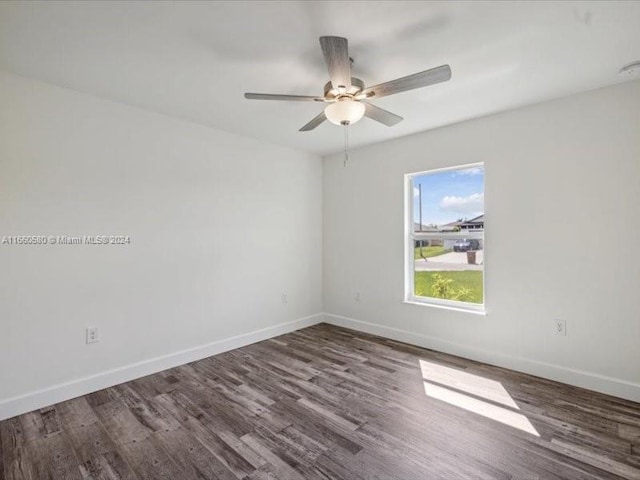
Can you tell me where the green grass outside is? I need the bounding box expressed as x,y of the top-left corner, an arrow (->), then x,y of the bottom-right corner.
414,270 -> 484,304
413,245 -> 449,259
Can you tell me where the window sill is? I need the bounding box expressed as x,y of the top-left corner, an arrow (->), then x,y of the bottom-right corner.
403,299 -> 487,316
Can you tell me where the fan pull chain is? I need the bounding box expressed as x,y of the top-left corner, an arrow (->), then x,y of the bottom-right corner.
343,123 -> 349,167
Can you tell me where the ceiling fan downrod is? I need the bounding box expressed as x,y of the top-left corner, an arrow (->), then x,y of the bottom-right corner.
343,122 -> 349,167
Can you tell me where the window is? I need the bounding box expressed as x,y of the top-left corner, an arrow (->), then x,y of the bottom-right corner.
405,164 -> 485,311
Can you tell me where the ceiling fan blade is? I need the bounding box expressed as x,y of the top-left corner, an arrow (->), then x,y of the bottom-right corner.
363,103 -> 403,126
245,93 -> 325,102
319,36 -> 351,90
299,111 -> 327,132
363,64 -> 451,99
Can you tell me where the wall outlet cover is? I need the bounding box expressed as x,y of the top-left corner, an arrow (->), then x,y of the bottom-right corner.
554,319 -> 567,336
86,327 -> 99,344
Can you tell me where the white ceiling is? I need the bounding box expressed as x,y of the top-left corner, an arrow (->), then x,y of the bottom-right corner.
1,1 -> 639,156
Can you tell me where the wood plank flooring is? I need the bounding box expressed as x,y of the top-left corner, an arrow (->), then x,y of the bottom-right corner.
2,323 -> 640,479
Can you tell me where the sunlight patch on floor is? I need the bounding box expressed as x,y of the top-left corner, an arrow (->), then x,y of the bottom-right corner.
420,360 -> 539,436
419,360 -> 518,409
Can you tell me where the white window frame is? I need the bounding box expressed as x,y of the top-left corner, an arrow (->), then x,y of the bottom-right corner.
404,163 -> 485,313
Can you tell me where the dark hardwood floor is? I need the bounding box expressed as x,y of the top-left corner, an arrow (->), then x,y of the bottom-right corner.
2,323 -> 640,480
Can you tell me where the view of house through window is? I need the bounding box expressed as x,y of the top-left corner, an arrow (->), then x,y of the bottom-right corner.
407,164 -> 484,309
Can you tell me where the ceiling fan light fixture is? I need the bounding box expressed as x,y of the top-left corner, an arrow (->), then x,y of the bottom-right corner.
245,36 -> 451,132
324,99 -> 365,126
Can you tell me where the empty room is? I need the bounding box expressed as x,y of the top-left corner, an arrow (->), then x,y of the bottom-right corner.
1,1 -> 640,479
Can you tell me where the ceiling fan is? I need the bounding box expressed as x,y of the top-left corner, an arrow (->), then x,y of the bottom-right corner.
244,36 -> 451,131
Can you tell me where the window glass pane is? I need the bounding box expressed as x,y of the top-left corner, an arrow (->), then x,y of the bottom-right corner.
411,166 -> 484,306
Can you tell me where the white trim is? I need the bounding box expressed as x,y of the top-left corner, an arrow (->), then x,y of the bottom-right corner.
407,161 -> 485,177
0,313 -> 324,421
405,293 -> 486,314
323,313 -> 640,403
405,163 -> 486,311
404,173 -> 414,300
5,311 -> 637,421
403,299 -> 487,315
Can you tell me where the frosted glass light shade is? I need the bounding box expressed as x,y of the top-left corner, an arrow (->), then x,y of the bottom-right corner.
324,100 -> 365,125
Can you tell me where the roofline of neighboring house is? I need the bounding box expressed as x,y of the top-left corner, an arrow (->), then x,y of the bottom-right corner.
444,213 -> 484,226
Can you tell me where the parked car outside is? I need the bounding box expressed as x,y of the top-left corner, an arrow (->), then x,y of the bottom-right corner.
453,239 -> 480,252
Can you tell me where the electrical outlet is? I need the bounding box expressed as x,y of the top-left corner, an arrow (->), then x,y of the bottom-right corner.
355,291 -> 361,302
281,293 -> 288,304
554,319 -> 566,336
86,327 -> 99,344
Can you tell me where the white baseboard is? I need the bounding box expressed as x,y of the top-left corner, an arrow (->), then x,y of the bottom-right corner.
0,313 -> 324,421
323,313 -> 640,403
3,311 -> 637,421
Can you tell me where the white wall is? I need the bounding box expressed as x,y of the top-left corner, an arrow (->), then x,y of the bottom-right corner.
0,71 -> 323,418
2,70 -> 639,420
323,80 -> 640,401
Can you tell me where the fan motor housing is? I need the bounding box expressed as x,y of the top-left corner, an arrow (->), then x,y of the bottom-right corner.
324,77 -> 365,100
